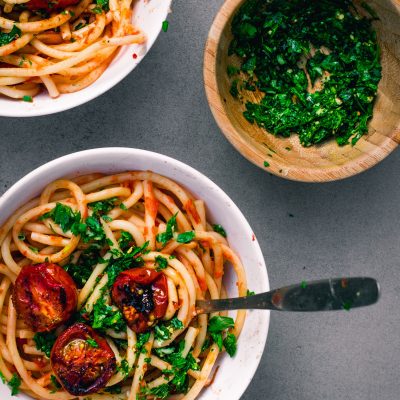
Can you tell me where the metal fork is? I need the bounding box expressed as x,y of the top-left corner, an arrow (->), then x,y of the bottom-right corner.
195,277 -> 380,314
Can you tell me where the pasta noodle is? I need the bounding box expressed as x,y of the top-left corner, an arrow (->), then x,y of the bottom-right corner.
0,0 -> 144,100
0,171 -> 248,400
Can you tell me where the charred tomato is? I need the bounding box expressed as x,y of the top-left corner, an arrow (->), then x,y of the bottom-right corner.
51,323 -> 116,396
26,0 -> 80,11
12,263 -> 77,332
111,268 -> 168,333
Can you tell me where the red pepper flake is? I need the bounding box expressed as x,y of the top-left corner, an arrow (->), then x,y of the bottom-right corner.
251,233 -> 255,241
132,53 -> 137,59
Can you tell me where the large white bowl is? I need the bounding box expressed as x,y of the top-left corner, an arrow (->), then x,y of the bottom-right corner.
0,148 -> 270,400
0,1 -> 171,118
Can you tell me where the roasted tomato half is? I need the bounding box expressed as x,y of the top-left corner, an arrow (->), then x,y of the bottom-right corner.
12,263 -> 78,332
51,323 -> 116,396
111,268 -> 168,333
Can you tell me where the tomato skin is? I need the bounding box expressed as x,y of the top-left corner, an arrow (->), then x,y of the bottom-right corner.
51,323 -> 116,396
12,263 -> 78,332
111,268 -> 168,333
27,0 -> 80,12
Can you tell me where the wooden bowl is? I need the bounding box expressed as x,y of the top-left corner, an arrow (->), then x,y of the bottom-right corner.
204,0 -> 400,182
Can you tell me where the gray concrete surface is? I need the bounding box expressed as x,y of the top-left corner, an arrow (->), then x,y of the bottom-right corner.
0,1 -> 399,399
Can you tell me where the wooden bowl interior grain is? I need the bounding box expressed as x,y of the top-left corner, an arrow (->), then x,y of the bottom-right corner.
205,0 -> 400,181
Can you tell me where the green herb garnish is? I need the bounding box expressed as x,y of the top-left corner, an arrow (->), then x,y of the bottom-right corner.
223,333 -> 237,357
156,213 -> 177,246
176,231 -> 195,244
208,316 -> 236,354
155,255 -> 168,271
88,197 -> 117,217
117,359 -> 131,377
0,25 -> 21,46
228,0 -> 381,147
89,297 -> 126,332
86,338 -> 98,348
50,375 -> 61,393
212,224 -> 227,237
22,95 -> 33,103
162,20 -> 169,32
8,373 -> 21,396
33,331 -> 57,357
40,203 -> 81,233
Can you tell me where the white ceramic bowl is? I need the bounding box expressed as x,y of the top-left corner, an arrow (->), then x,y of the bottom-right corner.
0,1 -> 171,118
0,148 -> 270,400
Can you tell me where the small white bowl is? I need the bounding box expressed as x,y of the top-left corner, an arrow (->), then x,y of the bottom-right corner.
0,0 -> 171,118
0,148 -> 270,400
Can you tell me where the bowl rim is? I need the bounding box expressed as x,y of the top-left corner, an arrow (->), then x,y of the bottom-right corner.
203,0 -> 400,182
0,0 -> 172,118
0,147 -> 270,400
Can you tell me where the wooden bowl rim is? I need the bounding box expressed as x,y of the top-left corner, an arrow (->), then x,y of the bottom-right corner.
203,0 -> 400,182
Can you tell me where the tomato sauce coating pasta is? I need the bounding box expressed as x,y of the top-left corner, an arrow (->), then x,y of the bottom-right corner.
0,171 -> 247,400
0,0 -> 144,100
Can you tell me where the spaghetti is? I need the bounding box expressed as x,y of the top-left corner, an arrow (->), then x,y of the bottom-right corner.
0,171 -> 248,400
0,0 -> 144,100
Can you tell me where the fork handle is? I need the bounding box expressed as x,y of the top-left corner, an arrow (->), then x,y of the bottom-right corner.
195,277 -> 379,314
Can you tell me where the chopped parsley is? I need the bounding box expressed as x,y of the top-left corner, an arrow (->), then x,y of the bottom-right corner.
0,371 -> 5,383
63,246 -> 102,288
8,374 -> 21,396
343,301 -> 352,311
154,324 -> 171,341
40,203 -> 82,233
162,20 -> 169,32
223,333 -> 237,357
88,197 -> 117,217
50,375 -> 61,393
105,241 -> 148,287
143,383 -> 170,399
148,341 -> 200,396
81,215 -> 106,242
155,255 -> 168,271
89,297 -> 126,332
170,317 -> 184,330
33,331 -> 57,357
86,338 -> 98,348
29,246 -> 39,253
208,316 -> 236,355
156,213 -> 178,246
136,332 -> 151,353
228,0 -> 382,146
117,359 -> 131,377
263,161 -> 270,168
154,318 -> 183,341
118,231 -> 133,251
22,95 -> 33,103
208,316 -> 235,333
0,25 -> 21,46
212,224 -> 227,237
177,231 -> 195,244
246,289 -> 255,296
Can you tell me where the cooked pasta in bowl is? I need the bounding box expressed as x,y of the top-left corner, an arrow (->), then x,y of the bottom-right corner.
0,148 -> 270,400
0,0 -> 171,117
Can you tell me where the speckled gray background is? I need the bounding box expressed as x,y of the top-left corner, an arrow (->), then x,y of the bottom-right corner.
0,1 -> 399,399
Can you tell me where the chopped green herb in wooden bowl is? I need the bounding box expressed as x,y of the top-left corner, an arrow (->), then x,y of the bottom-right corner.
204,0 -> 400,182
